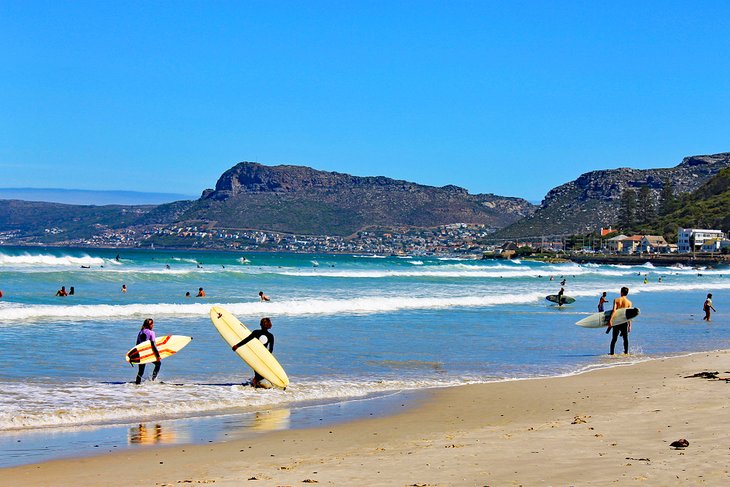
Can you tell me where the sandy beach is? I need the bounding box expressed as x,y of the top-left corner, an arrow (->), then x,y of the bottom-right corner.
3,350 -> 729,486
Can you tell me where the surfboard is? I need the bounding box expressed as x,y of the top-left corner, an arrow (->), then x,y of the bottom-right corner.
209,306 -> 289,389
575,307 -> 640,328
546,294 -> 576,305
125,335 -> 192,364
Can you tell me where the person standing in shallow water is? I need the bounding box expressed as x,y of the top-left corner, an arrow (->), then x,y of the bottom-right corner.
598,292 -> 608,312
232,317 -> 275,388
135,318 -> 161,384
607,287 -> 632,355
703,293 -> 717,321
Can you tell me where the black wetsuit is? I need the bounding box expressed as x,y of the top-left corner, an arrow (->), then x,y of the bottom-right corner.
135,329 -> 161,384
234,329 -> 274,384
609,323 -> 629,355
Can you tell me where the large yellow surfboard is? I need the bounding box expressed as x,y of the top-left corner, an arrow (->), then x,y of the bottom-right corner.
210,306 -> 289,389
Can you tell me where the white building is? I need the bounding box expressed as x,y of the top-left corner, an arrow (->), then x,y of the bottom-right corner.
677,228 -> 726,253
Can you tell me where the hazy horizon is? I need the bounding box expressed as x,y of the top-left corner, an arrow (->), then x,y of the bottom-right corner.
0,187 -> 196,206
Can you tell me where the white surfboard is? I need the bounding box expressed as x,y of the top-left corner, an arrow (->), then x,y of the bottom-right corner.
125,335 -> 193,364
575,307 -> 640,328
210,306 -> 289,389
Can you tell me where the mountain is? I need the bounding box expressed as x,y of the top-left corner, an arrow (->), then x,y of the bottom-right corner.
650,167 -> 730,234
0,162 -> 535,244
494,152 -> 730,238
157,162 -> 536,236
0,188 -> 195,205
0,200 -> 156,240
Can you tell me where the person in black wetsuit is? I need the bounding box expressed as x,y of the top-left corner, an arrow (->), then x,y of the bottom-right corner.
557,287 -> 565,307
232,317 -> 275,388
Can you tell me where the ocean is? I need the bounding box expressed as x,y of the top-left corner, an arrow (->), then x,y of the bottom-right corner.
0,246 -> 728,466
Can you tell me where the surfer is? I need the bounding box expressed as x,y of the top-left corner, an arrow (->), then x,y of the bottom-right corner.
259,291 -> 270,302
598,292 -> 607,312
557,287 -> 565,307
135,318 -> 161,384
55,286 -> 68,297
702,293 -> 717,321
232,317 -> 275,388
607,287 -> 632,355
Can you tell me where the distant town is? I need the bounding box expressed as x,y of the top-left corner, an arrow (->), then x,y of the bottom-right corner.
1,223 -> 728,264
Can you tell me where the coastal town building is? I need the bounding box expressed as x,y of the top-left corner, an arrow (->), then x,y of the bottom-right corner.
677,228 -> 726,253
618,235 -> 643,254
638,235 -> 670,254
605,235 -> 628,253
700,238 -> 730,253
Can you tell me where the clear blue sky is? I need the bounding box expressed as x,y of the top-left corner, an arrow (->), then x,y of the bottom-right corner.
1,1 -> 729,202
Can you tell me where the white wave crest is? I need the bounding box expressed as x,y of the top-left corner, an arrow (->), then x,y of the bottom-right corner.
0,293 -> 547,322
0,377 -> 473,431
0,252 -> 105,267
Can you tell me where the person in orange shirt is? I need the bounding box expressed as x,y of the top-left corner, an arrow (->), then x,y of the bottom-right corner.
607,286 -> 632,355
196,287 -> 206,297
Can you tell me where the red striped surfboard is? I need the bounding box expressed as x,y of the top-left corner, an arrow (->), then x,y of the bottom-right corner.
125,335 -> 193,364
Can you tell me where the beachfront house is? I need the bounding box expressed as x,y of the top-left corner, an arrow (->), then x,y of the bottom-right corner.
619,235 -> 643,254
605,235 -> 628,253
677,228 -> 726,253
700,238 -> 728,253
638,235 -> 670,254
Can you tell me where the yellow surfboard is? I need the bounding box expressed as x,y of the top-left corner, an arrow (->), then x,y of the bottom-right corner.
210,306 -> 289,389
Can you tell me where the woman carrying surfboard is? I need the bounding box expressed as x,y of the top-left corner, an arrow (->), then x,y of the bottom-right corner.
134,318 -> 161,384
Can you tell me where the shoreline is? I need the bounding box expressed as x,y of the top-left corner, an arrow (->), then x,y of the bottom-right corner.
4,350 -> 730,486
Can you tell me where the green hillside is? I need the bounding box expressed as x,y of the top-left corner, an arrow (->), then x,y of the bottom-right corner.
633,167 -> 730,239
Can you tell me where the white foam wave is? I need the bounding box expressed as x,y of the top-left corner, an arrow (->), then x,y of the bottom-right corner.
0,377 -> 471,431
559,281 -> 730,300
0,252 -> 105,267
274,265 -> 628,279
0,293 -> 547,322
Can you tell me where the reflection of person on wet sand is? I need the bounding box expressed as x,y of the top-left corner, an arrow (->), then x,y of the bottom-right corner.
129,423 -> 174,445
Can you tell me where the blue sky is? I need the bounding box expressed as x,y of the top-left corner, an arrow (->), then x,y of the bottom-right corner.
1,1 -> 729,202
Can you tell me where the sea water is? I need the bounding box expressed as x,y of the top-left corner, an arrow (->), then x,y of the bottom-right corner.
0,247 -> 728,465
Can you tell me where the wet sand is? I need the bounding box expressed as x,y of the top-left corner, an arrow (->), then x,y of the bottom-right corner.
3,351 -> 730,486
